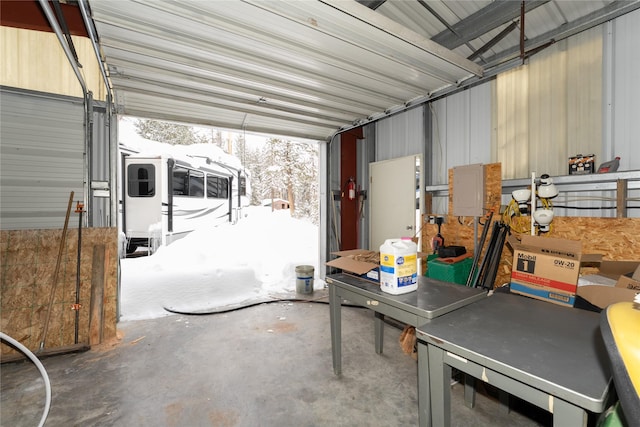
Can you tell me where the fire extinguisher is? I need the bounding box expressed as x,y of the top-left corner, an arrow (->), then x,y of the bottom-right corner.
345,177 -> 356,201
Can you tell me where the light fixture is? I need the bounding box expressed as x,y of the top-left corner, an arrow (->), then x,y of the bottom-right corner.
532,209 -> 554,232
511,189 -> 531,213
531,173 -> 559,235
537,174 -> 558,199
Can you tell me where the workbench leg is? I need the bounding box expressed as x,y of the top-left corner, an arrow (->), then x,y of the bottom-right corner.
428,346 -> 451,427
374,312 -> 384,354
417,340 -> 432,427
499,390 -> 510,413
464,374 -> 476,408
553,398 -> 587,427
329,283 -> 342,376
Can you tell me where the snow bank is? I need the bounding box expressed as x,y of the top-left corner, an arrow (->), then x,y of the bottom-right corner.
119,206 -> 322,320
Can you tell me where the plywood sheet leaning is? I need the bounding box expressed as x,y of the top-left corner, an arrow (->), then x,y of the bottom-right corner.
1,228 -> 118,358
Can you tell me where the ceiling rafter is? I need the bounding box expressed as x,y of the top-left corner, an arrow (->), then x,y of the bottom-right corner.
482,0 -> 640,68
431,0 -> 550,50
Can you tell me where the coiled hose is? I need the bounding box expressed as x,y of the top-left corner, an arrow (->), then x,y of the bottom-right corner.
0,332 -> 51,427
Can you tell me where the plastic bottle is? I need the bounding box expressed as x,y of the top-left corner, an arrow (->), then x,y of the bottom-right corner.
379,238 -> 418,295
597,157 -> 620,173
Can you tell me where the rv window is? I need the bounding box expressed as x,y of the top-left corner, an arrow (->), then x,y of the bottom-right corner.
206,175 -> 229,199
219,177 -> 229,199
190,170 -> 204,197
239,176 -> 247,196
128,164 -> 155,197
172,167 -> 188,195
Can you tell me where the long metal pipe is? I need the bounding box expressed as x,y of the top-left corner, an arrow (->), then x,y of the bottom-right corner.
37,0 -> 87,94
78,0 -> 111,95
38,0 -> 92,221
79,0 -> 118,229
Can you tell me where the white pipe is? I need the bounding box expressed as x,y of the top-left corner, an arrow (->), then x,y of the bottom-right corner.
531,172 -> 536,235
37,0 -> 87,94
0,332 -> 52,427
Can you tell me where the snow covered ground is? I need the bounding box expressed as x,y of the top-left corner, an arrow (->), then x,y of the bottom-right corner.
119,206 -> 323,321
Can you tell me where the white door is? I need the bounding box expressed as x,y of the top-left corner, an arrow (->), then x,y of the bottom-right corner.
369,155 -> 422,251
124,157 -> 163,239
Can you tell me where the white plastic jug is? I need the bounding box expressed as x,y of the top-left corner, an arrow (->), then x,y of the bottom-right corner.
379,238 -> 418,295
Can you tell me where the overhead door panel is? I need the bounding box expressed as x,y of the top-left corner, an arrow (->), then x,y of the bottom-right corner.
0,87 -> 85,229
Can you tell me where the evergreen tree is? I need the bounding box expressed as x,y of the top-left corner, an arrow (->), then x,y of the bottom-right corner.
244,137 -> 318,223
293,142 -> 319,224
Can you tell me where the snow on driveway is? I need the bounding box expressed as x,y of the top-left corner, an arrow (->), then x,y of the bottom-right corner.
119,207 -> 323,320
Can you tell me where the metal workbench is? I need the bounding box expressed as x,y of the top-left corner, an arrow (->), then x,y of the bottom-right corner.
327,272 -> 487,377
416,292 -> 612,427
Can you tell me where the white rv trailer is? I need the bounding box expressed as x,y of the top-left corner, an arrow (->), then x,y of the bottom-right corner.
122,151 -> 250,253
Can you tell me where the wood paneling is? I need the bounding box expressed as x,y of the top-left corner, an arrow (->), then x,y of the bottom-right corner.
1,228 -> 118,357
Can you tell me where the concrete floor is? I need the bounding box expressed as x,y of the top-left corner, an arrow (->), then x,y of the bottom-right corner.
2,292 -> 555,427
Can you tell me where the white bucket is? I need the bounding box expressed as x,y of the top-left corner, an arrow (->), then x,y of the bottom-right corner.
379,238 -> 418,295
295,265 -> 314,295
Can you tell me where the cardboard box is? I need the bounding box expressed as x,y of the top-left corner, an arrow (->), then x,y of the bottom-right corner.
568,154 -> 595,175
327,249 -> 429,284
576,261 -> 640,309
510,282 -> 577,306
326,249 -> 380,282
508,235 -> 601,307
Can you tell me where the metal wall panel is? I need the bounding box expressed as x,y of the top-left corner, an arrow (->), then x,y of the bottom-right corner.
494,25 -> 603,180
431,83 -> 493,184
90,102 -> 112,227
609,8 -> 640,172
429,83 -> 493,214
495,11 -> 640,181
0,87 -> 85,229
375,106 -> 425,162
492,10 -> 639,218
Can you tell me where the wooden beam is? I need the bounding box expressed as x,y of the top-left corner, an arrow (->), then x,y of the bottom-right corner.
617,179 -> 628,218
89,245 -> 106,346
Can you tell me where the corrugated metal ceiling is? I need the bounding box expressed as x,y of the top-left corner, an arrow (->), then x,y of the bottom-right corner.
86,0 -> 639,141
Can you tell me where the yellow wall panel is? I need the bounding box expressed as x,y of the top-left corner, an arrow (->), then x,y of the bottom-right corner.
493,26 -> 603,180
1,26 -> 105,100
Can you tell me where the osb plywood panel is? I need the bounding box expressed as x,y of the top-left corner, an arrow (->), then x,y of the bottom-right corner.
1,228 -> 118,356
422,162 -> 640,289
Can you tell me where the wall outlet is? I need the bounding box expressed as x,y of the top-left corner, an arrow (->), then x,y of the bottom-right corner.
426,215 -> 445,225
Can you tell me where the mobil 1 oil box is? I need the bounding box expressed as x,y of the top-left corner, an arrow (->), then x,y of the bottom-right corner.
380,238 -> 418,295
508,235 -> 601,307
